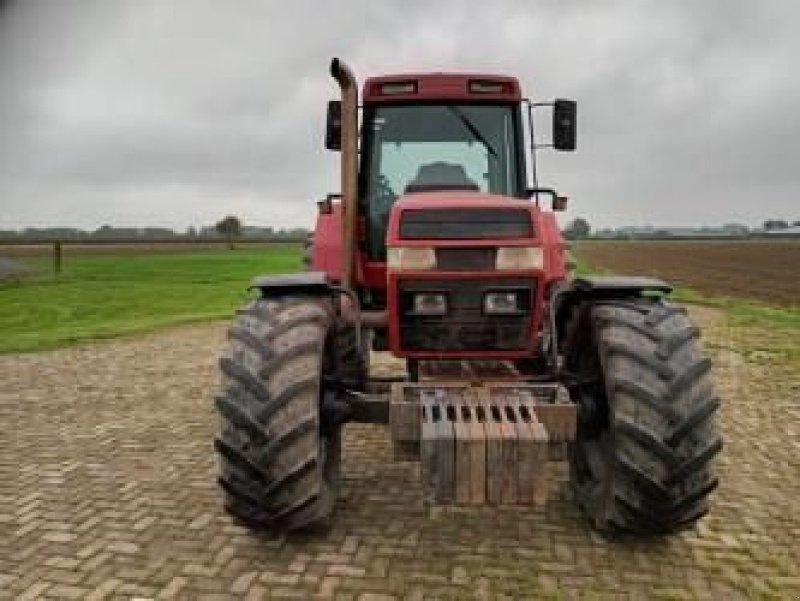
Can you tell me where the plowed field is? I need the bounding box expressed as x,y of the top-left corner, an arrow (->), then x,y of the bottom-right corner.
576,240 -> 799,306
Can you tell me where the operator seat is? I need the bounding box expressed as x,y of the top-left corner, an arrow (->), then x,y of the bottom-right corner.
404,162 -> 480,194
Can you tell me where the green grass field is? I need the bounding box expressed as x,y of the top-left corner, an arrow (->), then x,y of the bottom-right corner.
0,247 -> 302,353
2,243 -> 797,355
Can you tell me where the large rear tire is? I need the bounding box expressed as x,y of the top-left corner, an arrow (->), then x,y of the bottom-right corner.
565,298 -> 722,536
214,296 -> 340,531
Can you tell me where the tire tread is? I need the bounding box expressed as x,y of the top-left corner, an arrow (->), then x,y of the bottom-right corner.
569,298 -> 721,536
214,296 -> 337,532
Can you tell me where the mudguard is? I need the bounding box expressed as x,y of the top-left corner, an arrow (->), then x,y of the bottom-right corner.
250,271 -> 331,297
549,276 -> 672,362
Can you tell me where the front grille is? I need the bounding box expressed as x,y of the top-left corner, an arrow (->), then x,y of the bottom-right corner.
436,248 -> 496,270
399,278 -> 533,351
400,208 -> 533,240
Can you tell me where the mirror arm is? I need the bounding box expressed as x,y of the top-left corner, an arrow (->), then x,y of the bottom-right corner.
523,98 -> 540,195
526,187 -> 568,211
526,186 -> 556,208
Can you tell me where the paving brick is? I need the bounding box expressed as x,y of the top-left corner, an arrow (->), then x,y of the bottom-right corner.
106,541 -> 140,554
328,565 -> 368,577
41,531 -> 77,543
157,576 -> 188,599
0,309 -> 797,600
44,584 -> 89,599
17,582 -> 51,601
85,577 -> 122,601
229,571 -> 258,594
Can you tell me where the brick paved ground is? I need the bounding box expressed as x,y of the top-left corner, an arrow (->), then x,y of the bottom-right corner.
1,307 -> 798,600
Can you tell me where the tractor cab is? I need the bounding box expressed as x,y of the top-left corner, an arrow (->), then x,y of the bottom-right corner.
325,72 -> 575,263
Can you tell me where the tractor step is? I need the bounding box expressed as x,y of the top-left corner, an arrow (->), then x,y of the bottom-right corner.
390,382 -> 576,505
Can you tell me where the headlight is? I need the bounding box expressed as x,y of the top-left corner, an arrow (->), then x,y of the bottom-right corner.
387,247 -> 435,270
412,292 -> 447,315
495,247 -> 544,270
484,290 -> 524,315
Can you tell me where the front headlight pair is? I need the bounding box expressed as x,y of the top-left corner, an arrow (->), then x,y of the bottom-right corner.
388,246 -> 544,271
407,289 -> 526,316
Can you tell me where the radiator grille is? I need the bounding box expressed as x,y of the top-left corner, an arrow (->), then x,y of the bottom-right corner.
435,248 -> 496,271
398,278 -> 533,351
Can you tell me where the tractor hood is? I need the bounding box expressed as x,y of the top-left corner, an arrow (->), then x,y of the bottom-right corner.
386,191 -> 541,246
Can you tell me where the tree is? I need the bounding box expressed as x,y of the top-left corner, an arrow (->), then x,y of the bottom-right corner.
563,217 -> 591,240
215,215 -> 243,248
763,219 -> 789,231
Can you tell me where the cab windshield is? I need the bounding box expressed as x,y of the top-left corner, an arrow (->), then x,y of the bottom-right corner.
360,104 -> 523,259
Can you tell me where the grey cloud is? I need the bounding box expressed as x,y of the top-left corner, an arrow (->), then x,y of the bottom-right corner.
0,0 -> 798,230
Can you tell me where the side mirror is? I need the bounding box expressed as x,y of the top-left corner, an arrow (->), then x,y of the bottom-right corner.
553,195 -> 568,211
325,100 -> 341,151
553,99 -> 577,151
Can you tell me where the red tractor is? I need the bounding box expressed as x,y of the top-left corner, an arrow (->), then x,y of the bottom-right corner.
214,58 -> 721,536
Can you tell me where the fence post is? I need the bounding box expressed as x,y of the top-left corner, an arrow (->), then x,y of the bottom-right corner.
53,241 -> 62,275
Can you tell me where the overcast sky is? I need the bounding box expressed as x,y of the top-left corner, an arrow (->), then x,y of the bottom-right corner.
1,0 -> 798,231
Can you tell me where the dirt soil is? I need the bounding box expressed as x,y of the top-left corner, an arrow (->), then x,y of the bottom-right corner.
576,240 -> 800,307
1,307 -> 799,599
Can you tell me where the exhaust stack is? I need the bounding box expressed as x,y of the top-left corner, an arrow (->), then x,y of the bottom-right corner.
330,58 -> 358,289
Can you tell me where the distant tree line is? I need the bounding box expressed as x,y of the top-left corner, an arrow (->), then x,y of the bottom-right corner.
3,214 -> 798,244
566,217 -> 800,240
763,219 -> 800,231
0,216 -> 309,243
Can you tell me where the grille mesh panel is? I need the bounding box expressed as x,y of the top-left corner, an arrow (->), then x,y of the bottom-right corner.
399,278 -> 533,351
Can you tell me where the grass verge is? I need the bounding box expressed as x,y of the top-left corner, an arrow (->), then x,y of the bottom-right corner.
0,247 -> 301,353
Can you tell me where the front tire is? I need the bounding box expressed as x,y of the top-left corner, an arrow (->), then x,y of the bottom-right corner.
214,296 -> 340,531
565,298 -> 722,536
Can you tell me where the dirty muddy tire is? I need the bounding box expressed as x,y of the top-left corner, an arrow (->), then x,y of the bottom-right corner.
566,298 -> 722,536
214,297 -> 340,531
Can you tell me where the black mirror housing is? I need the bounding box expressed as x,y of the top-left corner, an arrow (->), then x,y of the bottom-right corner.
553,99 -> 577,151
325,100 -> 342,151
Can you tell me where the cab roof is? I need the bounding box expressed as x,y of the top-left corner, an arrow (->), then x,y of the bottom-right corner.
363,73 -> 522,104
